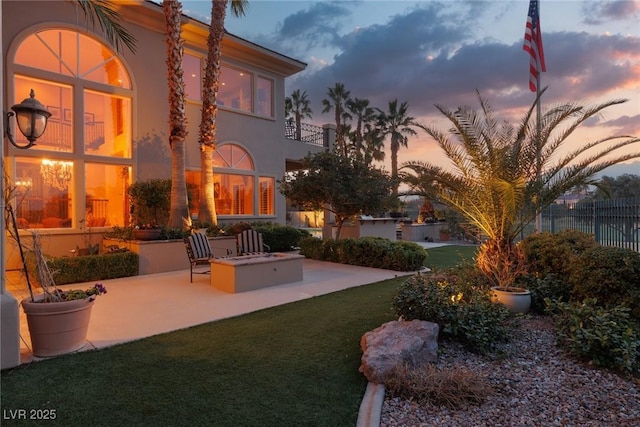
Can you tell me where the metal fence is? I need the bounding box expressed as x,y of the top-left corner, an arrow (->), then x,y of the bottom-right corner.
284,121 -> 325,146
535,197 -> 640,252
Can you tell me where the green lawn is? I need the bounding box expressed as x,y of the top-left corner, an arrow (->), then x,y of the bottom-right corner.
424,244 -> 478,269
1,246 -> 475,426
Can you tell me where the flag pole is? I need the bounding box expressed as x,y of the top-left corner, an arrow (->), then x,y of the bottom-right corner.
535,46 -> 542,233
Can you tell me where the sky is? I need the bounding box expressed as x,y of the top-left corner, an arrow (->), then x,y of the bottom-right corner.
179,0 -> 640,177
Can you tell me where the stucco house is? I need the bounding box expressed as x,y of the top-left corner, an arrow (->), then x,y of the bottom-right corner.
1,0 -> 327,368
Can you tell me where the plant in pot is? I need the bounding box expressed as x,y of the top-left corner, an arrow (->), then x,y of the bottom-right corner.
128,179 -> 171,240
400,90 -> 637,313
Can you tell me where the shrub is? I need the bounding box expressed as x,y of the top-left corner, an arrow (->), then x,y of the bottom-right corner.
253,223 -> 311,252
519,274 -> 572,314
569,246 -> 640,319
519,230 -> 598,277
298,237 -> 426,271
382,363 -> 492,408
393,273 -> 511,353
547,298 -> 640,375
128,179 -> 171,226
27,251 -> 138,286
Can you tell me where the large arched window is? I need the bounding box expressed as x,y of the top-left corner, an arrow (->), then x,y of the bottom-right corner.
186,143 -> 275,218
9,28 -> 133,229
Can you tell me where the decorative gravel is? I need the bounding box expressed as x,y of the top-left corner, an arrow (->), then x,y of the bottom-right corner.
380,315 -> 640,427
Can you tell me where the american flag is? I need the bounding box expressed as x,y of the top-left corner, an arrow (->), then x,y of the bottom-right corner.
523,0 -> 546,92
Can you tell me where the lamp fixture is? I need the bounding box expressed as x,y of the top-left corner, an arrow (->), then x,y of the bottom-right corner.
4,89 -> 52,149
41,159 -> 72,191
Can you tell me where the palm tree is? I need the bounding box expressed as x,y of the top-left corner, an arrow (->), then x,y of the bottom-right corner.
286,89 -> 313,141
401,90 -> 640,288
69,0 -> 137,53
377,99 -> 417,195
322,83 -> 351,157
198,0 -> 248,224
346,98 -> 383,164
162,0 -> 189,229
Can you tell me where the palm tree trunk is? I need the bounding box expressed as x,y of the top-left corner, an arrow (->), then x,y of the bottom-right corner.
163,0 -> 189,229
197,0 -> 228,224
391,139 -> 399,196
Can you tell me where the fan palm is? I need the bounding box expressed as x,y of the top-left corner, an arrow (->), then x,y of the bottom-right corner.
401,89 -> 640,287
286,89 -> 313,141
322,83 -> 352,157
377,99 -> 417,196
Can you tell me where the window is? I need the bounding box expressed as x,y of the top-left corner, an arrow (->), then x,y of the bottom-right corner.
187,145 -> 275,218
256,77 -> 273,117
218,65 -> 252,111
181,54 -> 274,117
259,177 -> 275,215
85,164 -> 131,227
14,157 -> 73,229
10,28 -> 133,229
183,53 -> 202,101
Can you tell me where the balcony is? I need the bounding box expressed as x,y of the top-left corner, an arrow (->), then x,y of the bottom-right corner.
285,121 -> 324,147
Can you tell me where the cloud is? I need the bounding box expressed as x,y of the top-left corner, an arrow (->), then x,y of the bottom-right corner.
582,0 -> 640,25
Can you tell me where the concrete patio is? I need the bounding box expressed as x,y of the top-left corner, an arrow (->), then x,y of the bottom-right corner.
7,258 -> 417,364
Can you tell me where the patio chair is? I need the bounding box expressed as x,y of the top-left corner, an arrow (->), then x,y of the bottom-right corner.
184,232 -> 214,282
236,229 -> 270,256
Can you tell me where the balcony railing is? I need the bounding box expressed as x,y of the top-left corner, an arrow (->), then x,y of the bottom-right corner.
285,121 -> 324,147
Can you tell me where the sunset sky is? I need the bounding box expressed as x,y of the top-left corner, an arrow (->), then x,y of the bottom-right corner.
180,0 -> 640,177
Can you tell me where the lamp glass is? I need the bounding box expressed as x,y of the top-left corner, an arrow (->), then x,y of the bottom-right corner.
16,110 -> 47,140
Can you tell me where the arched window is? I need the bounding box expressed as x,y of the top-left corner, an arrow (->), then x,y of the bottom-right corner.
186,143 -> 275,218
9,28 -> 133,229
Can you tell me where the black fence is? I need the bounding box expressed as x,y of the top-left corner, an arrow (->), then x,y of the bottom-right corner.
284,121 -> 324,146
536,197 -> 640,252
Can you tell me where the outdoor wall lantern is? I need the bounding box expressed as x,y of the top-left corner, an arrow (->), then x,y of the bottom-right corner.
4,89 -> 52,149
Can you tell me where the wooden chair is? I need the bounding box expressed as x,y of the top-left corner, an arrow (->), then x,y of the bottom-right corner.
184,232 -> 214,282
236,229 -> 270,255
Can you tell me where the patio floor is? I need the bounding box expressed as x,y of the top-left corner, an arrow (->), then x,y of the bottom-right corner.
7,242 -> 451,365
7,257 -> 422,365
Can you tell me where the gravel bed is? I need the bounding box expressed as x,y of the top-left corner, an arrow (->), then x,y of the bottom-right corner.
381,315 -> 640,427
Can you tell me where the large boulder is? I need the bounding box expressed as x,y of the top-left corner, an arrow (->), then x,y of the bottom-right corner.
359,319 -> 439,384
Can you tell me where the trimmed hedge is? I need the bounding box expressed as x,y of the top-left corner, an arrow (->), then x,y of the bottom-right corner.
27,252 -> 139,286
253,223 -> 311,252
520,230 -> 598,278
298,236 -> 427,271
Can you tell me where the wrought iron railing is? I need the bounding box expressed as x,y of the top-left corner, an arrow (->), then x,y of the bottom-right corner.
284,121 -> 324,146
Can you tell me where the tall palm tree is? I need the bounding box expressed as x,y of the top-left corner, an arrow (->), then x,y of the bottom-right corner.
377,99 -> 417,195
401,90 -> 640,287
346,97 -> 382,164
69,0 -> 137,53
322,83 -> 351,157
162,0 -> 189,229
198,0 -> 248,224
286,89 -> 313,141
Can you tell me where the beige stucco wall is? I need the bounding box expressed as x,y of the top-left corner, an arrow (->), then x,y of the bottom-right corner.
2,1 -> 324,268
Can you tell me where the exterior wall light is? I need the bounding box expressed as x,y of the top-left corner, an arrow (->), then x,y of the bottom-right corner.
4,89 -> 52,149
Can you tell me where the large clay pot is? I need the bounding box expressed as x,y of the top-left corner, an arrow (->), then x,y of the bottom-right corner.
490,286 -> 531,314
21,295 -> 95,357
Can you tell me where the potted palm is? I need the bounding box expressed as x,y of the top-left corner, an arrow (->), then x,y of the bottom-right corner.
401,89 -> 640,314
128,179 -> 171,240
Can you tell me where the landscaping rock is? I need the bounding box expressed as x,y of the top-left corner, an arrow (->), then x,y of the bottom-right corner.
359,319 -> 439,384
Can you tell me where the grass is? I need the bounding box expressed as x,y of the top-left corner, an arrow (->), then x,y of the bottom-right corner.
423,244 -> 478,269
1,245 -> 476,426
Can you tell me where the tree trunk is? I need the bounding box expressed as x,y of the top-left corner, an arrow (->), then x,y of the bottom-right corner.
391,139 -> 399,196
163,0 -> 189,229
197,0 -> 228,224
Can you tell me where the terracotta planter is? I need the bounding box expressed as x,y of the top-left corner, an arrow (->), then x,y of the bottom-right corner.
490,286 -> 531,314
21,295 -> 95,357
133,229 -> 161,241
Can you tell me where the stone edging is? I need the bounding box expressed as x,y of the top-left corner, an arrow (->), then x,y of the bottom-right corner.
356,382 -> 385,427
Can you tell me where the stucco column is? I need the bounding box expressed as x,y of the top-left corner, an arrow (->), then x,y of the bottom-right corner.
322,123 -> 336,151
1,4 -> 22,370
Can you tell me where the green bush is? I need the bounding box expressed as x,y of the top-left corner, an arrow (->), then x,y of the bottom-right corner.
520,230 -> 598,278
253,223 -> 311,252
569,246 -> 640,319
393,273 -> 511,353
27,251 -> 138,286
547,298 -> 640,375
519,274 -> 572,314
128,179 -> 171,226
298,237 -> 426,271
